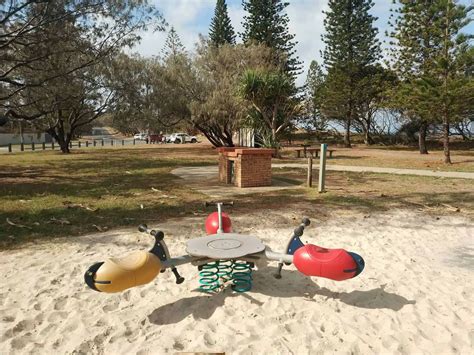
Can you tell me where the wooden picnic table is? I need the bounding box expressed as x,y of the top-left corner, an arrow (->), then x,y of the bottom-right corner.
294,147 -> 335,159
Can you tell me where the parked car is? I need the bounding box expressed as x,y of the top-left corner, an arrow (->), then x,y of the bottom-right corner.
133,133 -> 148,140
168,133 -> 198,144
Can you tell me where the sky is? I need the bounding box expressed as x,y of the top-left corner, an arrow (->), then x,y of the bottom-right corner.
131,0 -> 474,85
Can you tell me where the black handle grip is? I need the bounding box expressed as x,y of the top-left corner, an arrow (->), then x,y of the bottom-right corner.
294,226 -> 304,237
138,224 -> 148,233
293,218 -> 310,237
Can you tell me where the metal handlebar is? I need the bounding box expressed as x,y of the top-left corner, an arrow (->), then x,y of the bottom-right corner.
138,224 -> 164,240
274,217 -> 311,279
204,201 -> 234,207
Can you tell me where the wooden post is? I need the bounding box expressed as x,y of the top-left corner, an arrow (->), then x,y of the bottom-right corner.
133,139 -> 135,145
52,142 -> 54,150
122,139 -> 124,146
20,143 -> 24,151
93,140 -> 96,147
318,143 -> 327,193
307,156 -> 313,187
31,142 -> 35,151
86,141 -> 89,148
69,141 -> 72,149
8,144 -> 12,153
78,141 -> 81,148
111,139 -> 113,146
42,142 -> 46,150
102,139 -> 104,147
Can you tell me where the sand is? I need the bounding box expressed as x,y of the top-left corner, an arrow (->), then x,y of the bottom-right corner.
0,209 -> 473,354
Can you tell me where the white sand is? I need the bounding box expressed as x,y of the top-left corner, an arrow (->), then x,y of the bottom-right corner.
0,209 -> 473,354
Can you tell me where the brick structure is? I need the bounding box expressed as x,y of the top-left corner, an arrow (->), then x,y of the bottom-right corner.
217,148 -> 274,188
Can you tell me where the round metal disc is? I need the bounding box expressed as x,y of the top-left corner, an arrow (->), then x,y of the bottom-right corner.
186,233 -> 265,259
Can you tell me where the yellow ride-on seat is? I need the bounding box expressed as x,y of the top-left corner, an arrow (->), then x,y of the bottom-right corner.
85,251 -> 161,293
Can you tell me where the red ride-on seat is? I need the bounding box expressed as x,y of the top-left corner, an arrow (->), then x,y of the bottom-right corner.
293,244 -> 362,281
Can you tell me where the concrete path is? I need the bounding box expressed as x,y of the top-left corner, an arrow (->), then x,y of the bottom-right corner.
273,163 -> 474,180
171,166 -> 299,198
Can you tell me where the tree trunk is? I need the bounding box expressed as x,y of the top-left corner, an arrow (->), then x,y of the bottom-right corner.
344,117 -> 351,148
363,122 -> 374,145
418,122 -> 428,154
443,119 -> 451,164
47,128 -> 71,153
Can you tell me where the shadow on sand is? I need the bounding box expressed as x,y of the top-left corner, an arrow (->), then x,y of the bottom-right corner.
148,266 -> 415,325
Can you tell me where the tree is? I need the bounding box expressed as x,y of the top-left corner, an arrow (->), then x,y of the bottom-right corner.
353,65 -> 397,145
321,0 -> 381,147
239,69 -> 302,146
389,0 -> 473,161
1,0 -> 164,121
190,42 -> 278,146
431,0 -> 473,163
303,60 -> 327,133
241,0 -> 302,77
209,0 -> 236,46
162,27 -> 186,60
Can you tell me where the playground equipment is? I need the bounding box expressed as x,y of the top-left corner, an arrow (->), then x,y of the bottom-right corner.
84,202 -> 365,294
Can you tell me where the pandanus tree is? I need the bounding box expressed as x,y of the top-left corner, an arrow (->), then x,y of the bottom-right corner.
239,69 -> 302,147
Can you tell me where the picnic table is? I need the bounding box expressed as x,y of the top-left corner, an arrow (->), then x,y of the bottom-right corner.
294,146 -> 335,159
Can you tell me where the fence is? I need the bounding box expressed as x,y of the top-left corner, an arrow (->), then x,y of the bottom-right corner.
0,138 -> 148,153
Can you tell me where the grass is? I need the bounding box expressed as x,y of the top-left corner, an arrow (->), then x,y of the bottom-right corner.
272,167 -> 474,213
0,145 -> 216,245
1,144 -> 472,247
279,143 -> 474,172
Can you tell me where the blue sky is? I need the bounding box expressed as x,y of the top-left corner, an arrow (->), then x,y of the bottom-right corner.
132,0 -> 474,84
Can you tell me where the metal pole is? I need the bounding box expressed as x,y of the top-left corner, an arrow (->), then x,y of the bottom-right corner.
307,156 -> 313,187
217,203 -> 223,233
318,143 -> 327,193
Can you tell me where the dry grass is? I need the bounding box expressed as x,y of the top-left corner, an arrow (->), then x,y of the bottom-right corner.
271,167 -> 474,214
1,143 -> 472,247
279,145 -> 474,172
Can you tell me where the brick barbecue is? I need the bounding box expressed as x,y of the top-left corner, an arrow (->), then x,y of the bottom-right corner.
217,148 -> 274,188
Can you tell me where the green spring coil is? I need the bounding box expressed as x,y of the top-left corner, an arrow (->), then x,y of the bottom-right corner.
216,260 -> 233,282
231,261 -> 253,293
198,262 -> 219,292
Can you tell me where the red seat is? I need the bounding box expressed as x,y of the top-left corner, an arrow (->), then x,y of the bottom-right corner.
293,244 -> 358,281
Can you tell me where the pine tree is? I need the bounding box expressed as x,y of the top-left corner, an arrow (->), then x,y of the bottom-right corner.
389,0 -> 473,161
321,0 -> 381,147
304,60 -> 327,132
241,0 -> 302,77
388,0 -> 441,154
162,26 -> 185,60
209,0 -> 236,46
